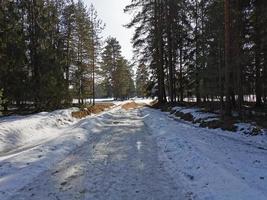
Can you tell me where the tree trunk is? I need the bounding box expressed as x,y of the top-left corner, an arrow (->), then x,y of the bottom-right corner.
155,1 -> 166,104
179,47 -> 184,102
235,0 -> 244,112
166,0 -> 174,103
255,0 -> 262,107
224,0 -> 232,116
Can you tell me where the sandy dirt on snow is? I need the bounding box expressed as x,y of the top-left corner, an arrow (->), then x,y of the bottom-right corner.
121,101 -> 146,110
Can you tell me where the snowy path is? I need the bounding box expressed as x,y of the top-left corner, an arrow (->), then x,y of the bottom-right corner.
0,106 -> 267,200
142,108 -> 267,200
1,108 -> 183,200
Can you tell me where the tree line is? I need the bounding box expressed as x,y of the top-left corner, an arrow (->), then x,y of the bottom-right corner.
127,0 -> 267,116
99,37 -> 135,100
0,0 -> 134,112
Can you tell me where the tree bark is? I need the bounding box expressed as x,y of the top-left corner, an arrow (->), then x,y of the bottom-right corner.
224,0 -> 232,116
255,0 -> 262,107
154,1 -> 166,104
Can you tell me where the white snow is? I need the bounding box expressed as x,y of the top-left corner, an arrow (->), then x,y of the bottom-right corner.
0,103 -> 266,200
171,106 -> 218,121
132,97 -> 154,105
0,108 -> 79,154
142,107 -> 267,200
171,106 -> 266,136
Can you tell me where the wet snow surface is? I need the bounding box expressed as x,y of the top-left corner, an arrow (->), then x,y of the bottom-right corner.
0,104 -> 267,200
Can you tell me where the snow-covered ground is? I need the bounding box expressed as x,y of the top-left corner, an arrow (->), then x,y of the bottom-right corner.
0,108 -> 79,154
170,106 -> 266,135
0,102 -> 266,200
143,107 -> 267,200
171,106 -> 219,121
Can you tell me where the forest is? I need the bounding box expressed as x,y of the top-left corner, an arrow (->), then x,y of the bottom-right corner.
1,0 -> 267,118
131,0 -> 267,117
1,1 -> 267,198
0,0 -> 135,113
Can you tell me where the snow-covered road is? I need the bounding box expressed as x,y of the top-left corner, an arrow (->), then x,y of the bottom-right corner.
0,105 -> 267,200
143,108 -> 267,200
0,108 -> 183,200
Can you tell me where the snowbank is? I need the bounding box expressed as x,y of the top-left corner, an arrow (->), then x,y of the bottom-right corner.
0,108 -> 78,153
171,106 -> 218,121
170,106 -> 266,135
0,107 -> 117,199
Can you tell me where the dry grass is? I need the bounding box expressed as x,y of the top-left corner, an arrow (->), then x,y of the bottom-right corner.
72,103 -> 114,119
121,101 -> 145,110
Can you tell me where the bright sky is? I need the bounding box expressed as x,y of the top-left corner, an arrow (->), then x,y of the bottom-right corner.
84,0 -> 134,61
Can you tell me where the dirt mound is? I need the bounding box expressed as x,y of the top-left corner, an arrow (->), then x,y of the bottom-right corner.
121,102 -> 144,110
87,103 -> 114,114
72,103 -> 114,119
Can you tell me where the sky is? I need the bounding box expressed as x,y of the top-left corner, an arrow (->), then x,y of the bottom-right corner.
84,0 -> 134,61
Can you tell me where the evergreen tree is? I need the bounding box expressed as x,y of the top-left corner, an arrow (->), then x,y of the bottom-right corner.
100,37 -> 134,99
126,0 -> 267,115
136,64 -> 149,98
100,37 -> 122,97
88,4 -> 104,105
0,0 -> 28,109
113,58 -> 134,100
62,1 -> 76,102
70,1 -> 103,105
0,0 -> 105,111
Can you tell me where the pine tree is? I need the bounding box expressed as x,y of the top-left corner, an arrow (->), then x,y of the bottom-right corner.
136,64 -> 149,98
72,0 -> 94,105
100,37 -> 122,97
88,4 -> 104,105
100,37 -> 134,99
0,0 -> 28,109
0,0 -> 106,112
62,1 -> 76,102
125,0 -> 167,103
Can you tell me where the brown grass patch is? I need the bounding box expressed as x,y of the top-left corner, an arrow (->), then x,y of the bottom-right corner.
72,103 -> 114,119
121,101 -> 145,110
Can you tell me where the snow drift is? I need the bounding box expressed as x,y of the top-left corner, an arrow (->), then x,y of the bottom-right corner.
0,108 -> 78,154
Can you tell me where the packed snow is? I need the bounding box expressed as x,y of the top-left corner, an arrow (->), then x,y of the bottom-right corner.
0,102 -> 266,200
143,107 -> 267,199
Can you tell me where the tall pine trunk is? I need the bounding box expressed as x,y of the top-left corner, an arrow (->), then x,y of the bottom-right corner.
155,1 -> 166,104
195,0 -> 201,104
166,0 -> 175,103
235,0 -> 244,113
254,0 -> 262,107
224,0 -> 232,116
179,47 -> 184,102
